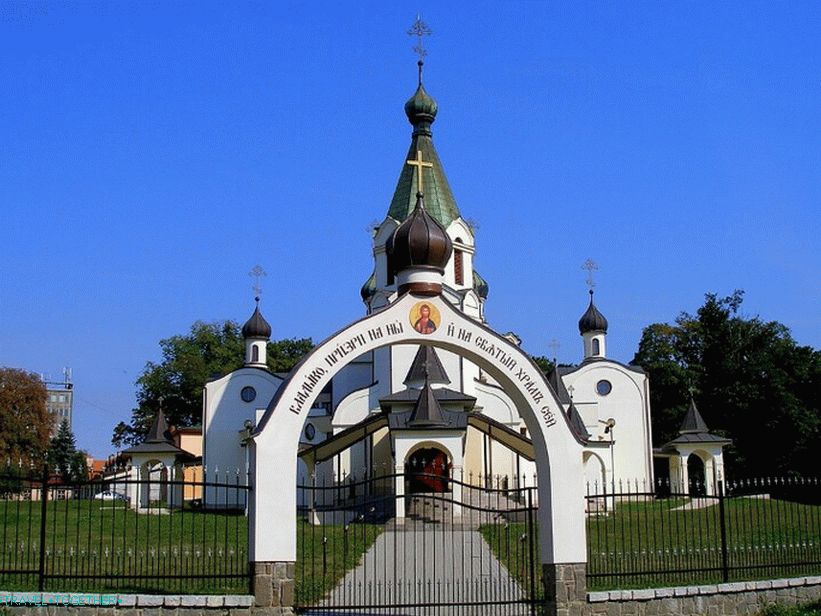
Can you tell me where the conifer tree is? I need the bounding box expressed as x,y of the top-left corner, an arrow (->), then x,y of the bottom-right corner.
48,419 -> 87,482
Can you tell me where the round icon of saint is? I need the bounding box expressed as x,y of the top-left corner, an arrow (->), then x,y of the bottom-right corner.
410,302 -> 440,335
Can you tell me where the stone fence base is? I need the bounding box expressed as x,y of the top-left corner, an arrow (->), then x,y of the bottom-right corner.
0,593 -> 258,614
543,564 -> 821,616
0,561 -> 295,615
587,575 -> 821,616
253,561 -> 295,614
1,570 -> 819,615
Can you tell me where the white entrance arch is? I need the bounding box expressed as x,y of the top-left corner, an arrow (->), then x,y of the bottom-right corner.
250,292 -> 586,572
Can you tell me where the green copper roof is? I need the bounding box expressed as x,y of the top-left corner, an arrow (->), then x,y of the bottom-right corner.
388,84 -> 461,228
404,83 -> 438,120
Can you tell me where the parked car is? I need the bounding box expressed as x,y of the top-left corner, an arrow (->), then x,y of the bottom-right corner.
93,490 -> 128,501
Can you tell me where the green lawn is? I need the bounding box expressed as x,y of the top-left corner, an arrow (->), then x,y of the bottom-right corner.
0,500 -> 382,601
0,499 -> 248,594
481,496 -> 821,593
478,521 -> 543,601
586,496 -> 821,589
295,519 -> 383,606
2,494 -> 818,599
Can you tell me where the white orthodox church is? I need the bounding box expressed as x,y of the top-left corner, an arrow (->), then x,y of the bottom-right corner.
196,64 -> 727,511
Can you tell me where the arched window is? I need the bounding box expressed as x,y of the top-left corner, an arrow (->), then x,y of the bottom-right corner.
454,249 -> 464,285
592,338 -> 601,356
252,345 -> 259,363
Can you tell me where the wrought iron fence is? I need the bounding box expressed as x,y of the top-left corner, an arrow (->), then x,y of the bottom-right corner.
0,463 -> 250,594
586,476 -> 821,590
296,465 -> 542,614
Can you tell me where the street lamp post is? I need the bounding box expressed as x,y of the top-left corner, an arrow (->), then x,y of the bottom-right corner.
599,418 -> 616,489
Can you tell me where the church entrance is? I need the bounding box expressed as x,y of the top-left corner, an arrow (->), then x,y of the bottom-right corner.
406,446 -> 449,493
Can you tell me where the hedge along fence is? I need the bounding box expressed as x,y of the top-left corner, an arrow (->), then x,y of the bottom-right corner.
586,476 -> 821,590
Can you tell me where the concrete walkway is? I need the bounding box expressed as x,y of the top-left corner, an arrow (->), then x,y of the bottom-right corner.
304,525 -> 533,615
671,497 -> 718,511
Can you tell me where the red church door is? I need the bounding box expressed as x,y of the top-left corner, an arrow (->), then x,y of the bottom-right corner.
407,447 -> 450,492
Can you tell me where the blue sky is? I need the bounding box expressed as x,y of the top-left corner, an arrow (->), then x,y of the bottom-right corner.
1,2 -> 819,458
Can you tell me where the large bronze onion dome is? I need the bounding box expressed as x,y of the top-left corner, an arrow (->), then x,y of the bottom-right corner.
578,290 -> 609,334
386,191 -> 453,296
242,299 -> 272,339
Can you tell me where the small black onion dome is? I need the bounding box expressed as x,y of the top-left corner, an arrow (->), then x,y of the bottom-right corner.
473,270 -> 489,300
242,299 -> 272,339
360,271 -> 377,302
578,290 -> 608,334
386,192 -> 453,275
404,82 -> 438,126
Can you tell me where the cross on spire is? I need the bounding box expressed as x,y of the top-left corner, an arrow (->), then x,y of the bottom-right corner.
582,258 -> 599,292
407,14 -> 432,84
406,149 -> 433,195
408,15 -> 432,60
249,265 -> 267,301
548,338 -> 561,363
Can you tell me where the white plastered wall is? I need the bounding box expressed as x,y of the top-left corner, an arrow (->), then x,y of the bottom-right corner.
561,362 -> 653,486
203,368 -> 283,476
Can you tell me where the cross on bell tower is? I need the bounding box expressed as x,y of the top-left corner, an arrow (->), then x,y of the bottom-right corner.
548,338 -> 561,365
582,258 -> 598,292
578,259 -> 608,360
249,265 -> 267,302
406,149 -> 433,196
407,15 -> 432,85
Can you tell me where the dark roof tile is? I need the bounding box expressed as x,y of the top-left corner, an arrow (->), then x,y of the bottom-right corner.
404,345 -> 450,386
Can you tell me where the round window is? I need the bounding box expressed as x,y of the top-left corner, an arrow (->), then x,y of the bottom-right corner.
240,386 -> 257,403
596,380 -> 612,396
304,423 -> 316,441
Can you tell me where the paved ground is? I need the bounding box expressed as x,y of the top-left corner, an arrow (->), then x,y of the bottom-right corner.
671,497 -> 718,511
303,526 -> 533,616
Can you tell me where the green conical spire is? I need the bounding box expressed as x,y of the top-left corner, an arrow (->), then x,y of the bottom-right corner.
387,63 -> 460,228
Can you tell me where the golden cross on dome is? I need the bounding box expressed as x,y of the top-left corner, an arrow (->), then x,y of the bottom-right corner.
406,149 -> 433,195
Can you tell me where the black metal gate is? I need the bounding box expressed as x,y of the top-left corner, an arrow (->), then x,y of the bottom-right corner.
0,464 -> 251,594
296,470 -> 542,614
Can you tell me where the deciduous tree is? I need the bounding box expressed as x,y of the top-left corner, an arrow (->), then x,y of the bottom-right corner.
633,291 -> 821,476
0,367 -> 52,464
112,321 -> 313,447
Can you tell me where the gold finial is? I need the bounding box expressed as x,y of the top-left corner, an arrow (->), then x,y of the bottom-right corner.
582,258 -> 599,292
407,14 -> 432,85
406,149 -> 433,195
